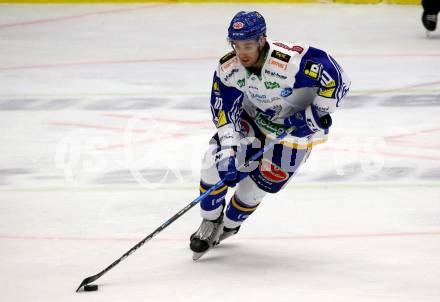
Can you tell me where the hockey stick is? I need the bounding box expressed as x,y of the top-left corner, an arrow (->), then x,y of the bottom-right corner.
76,125 -> 295,292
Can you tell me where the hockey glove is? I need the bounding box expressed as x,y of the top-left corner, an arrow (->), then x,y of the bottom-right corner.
215,146 -> 239,187
283,105 -> 332,137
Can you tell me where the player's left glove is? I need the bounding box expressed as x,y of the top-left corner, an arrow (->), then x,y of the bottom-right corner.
215,146 -> 239,187
283,105 -> 332,137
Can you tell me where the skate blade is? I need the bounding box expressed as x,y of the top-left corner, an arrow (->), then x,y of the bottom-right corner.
425,30 -> 435,38
219,232 -> 236,242
192,251 -> 208,261
192,241 -> 220,261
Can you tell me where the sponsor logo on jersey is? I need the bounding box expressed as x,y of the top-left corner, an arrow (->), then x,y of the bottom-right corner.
304,60 -> 323,79
219,51 -> 236,64
213,81 -> 219,91
255,112 -> 285,136
264,105 -> 282,119
306,117 -> 319,132
270,50 -> 291,63
237,78 -> 245,87
217,110 -> 227,127
233,22 -> 244,29
280,87 -> 293,97
249,91 -> 267,101
224,68 -> 239,81
318,87 -> 336,98
269,59 -> 287,71
259,159 -> 289,183
211,197 -> 224,207
221,57 -> 238,72
264,81 -> 280,89
314,104 -> 330,113
219,133 -> 234,145
264,69 -> 287,80
237,214 -> 250,221
240,120 -> 256,137
240,120 -> 251,134
273,42 -> 304,54
213,81 -> 221,96
250,175 -> 272,192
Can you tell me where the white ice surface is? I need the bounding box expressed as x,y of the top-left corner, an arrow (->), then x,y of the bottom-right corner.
0,3 -> 439,302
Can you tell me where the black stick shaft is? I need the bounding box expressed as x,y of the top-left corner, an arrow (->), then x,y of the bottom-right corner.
76,126 -> 295,292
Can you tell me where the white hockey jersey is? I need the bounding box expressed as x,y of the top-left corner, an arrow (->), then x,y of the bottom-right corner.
210,40 -> 350,149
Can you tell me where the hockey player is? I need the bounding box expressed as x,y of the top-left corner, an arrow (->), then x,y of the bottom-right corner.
190,11 -> 350,260
421,0 -> 440,32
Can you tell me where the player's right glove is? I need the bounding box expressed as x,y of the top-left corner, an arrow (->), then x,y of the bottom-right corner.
283,105 -> 332,137
215,146 -> 239,187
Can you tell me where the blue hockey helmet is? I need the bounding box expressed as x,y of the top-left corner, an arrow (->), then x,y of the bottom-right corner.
228,11 -> 267,41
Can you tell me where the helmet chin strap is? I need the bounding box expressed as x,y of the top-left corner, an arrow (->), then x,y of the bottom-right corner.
250,39 -> 267,70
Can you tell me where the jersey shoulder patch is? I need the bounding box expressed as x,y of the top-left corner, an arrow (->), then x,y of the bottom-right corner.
270,50 -> 291,63
219,51 -> 236,64
272,41 -> 305,54
303,60 -> 323,80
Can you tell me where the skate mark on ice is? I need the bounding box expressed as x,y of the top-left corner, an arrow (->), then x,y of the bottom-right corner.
1,231 -> 440,242
0,4 -> 167,29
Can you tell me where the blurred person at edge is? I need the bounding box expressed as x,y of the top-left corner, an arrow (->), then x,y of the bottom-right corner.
422,0 -> 440,32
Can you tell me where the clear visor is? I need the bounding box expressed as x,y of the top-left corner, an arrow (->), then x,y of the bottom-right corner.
229,39 -> 260,54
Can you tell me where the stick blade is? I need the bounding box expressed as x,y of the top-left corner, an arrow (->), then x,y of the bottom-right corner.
76,275 -> 99,292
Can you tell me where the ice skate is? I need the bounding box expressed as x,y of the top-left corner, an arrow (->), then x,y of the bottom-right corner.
422,12 -> 437,34
190,215 -> 224,261
219,226 -> 241,243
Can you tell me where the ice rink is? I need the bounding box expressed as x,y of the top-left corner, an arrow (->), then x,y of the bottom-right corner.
0,3 -> 439,301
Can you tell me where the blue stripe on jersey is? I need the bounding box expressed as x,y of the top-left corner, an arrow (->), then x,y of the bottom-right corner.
294,46 -> 347,105
328,54 -> 350,106
210,71 -> 244,130
327,54 -> 343,105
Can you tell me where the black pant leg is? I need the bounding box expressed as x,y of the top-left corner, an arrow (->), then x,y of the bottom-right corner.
422,0 -> 440,15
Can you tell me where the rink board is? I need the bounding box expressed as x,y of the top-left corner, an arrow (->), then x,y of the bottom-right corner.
0,0 -> 422,5
0,2 -> 439,302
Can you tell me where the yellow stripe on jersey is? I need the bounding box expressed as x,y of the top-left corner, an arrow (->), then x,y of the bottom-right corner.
231,195 -> 258,212
199,184 -> 228,195
217,110 -> 227,128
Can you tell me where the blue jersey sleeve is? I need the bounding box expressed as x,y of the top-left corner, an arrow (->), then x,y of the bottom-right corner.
210,71 -> 244,132
294,46 -> 350,112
